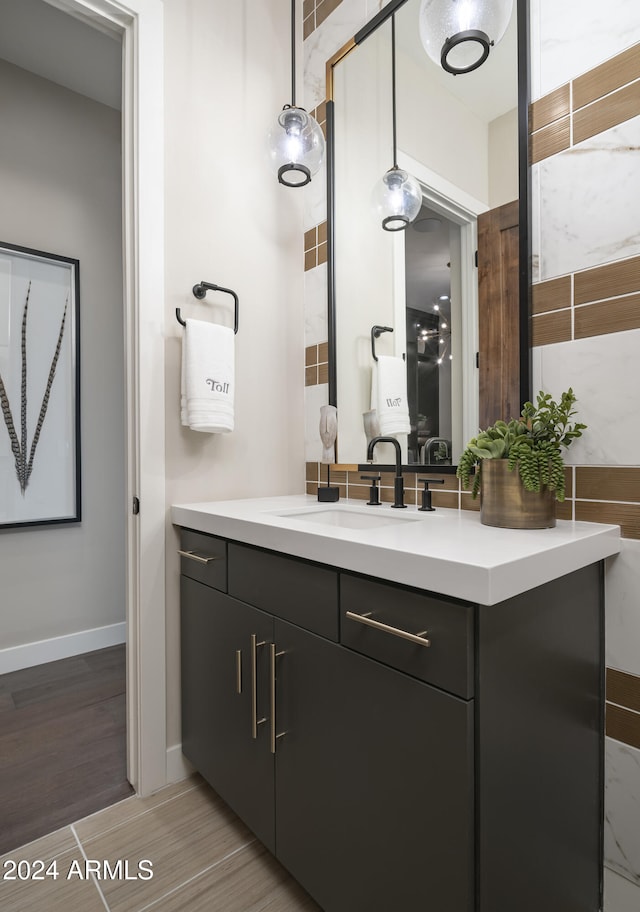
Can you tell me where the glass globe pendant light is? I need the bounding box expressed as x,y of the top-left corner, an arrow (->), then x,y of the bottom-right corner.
267,0 -> 325,187
419,0 -> 514,75
372,14 -> 422,232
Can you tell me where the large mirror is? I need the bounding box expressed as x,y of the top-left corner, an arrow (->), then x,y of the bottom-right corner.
327,0 -> 530,469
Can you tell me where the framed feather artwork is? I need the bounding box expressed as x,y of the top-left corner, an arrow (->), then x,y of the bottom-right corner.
0,242 -> 80,529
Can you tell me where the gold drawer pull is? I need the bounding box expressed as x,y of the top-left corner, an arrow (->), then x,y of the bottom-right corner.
251,635 -> 267,739
177,549 -> 220,565
345,611 -> 431,647
270,644 -> 287,755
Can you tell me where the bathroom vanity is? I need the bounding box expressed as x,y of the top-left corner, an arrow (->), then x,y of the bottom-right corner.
172,496 -> 620,912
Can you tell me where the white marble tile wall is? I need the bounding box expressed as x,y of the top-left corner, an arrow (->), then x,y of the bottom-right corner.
303,159 -> 327,231
532,330 -> 640,466
605,866 -> 640,912
533,116 -> 640,282
606,541 -> 640,678
303,0 -> 369,113
304,382 -> 329,461
304,261 -> 329,346
605,738 -> 640,886
529,0 -> 640,101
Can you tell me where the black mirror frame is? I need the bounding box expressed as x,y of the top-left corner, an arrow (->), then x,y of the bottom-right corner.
325,0 -> 531,469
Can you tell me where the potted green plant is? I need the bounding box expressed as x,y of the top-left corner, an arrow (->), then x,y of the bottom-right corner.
457,389 -> 586,528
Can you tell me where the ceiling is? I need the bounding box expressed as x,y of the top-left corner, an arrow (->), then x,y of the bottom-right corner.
0,0 -> 122,110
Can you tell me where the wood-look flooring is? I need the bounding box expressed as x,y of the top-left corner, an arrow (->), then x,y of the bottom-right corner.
0,777 -> 321,912
0,645 -> 133,856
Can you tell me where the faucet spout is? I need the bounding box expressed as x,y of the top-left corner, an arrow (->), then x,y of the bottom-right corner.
366,436 -> 406,508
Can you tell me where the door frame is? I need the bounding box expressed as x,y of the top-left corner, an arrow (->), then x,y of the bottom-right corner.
396,150 -> 487,453
44,0 -> 167,795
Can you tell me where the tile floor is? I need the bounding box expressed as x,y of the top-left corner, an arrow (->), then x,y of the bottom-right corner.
0,776 -> 319,912
2,773 -> 639,911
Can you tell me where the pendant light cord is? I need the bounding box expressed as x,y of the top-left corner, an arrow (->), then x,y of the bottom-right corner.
391,13 -> 398,170
290,0 -> 296,107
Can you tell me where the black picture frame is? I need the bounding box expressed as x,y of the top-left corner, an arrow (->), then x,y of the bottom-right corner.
0,242 -> 81,529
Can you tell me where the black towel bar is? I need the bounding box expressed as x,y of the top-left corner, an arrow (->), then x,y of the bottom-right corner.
176,282 -> 239,334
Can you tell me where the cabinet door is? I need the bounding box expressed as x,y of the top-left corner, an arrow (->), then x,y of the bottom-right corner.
180,576 -> 275,851
274,619 -> 474,912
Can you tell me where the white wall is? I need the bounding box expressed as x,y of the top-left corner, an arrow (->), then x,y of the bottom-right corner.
488,107 -> 519,208
163,0 -> 305,747
0,59 -> 125,654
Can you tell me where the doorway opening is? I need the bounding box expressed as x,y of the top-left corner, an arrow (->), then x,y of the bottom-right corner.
0,0 -> 132,853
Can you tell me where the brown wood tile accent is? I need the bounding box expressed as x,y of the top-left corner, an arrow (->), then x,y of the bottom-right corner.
316,0 -> 342,29
318,362 -> 329,384
318,341 -> 328,362
320,465 -> 346,485
564,466 -> 573,499
575,501 -> 640,539
556,499 -> 573,520
573,45 -> 640,111
531,309 -> 571,346
303,14 -> 315,40
306,481 -> 318,495
432,491 -> 460,510
305,365 -> 317,386
347,483 -> 371,501
306,462 -> 319,482
460,493 -> 481,512
573,80 -> 640,145
530,116 -> 570,164
574,256 -> 640,305
415,473 -> 460,492
532,275 -> 572,314
607,668 -> 640,713
530,84 -> 571,132
575,294 -> 640,339
303,0 -> 314,20
304,227 -> 316,251
304,221 -> 328,271
305,344 -> 317,367
576,467 -> 640,502
606,702 -> 640,749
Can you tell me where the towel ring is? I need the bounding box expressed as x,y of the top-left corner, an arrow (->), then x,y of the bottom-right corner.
176,282 -> 239,334
371,325 -> 393,362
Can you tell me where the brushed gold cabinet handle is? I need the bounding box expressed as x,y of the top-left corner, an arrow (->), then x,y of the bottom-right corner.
345,610 -> 431,647
270,644 -> 286,755
177,549 -> 220,565
251,634 -> 267,739
235,649 -> 242,695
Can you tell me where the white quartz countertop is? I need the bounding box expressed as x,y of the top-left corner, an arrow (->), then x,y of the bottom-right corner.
171,494 -> 621,606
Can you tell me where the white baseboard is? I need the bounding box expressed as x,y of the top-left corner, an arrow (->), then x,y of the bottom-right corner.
166,744 -> 194,784
0,622 -> 126,675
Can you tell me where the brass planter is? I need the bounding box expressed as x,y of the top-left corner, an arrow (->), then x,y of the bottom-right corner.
480,459 -> 556,529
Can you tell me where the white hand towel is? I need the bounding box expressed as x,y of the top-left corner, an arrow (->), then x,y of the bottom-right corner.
181,319 -> 235,433
371,354 -> 410,436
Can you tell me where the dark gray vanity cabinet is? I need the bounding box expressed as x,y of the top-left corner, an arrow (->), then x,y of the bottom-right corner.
180,574 -> 275,851
179,528 -> 604,912
273,618 -> 473,912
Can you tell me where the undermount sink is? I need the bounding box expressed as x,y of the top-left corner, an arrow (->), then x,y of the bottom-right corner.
272,505 -> 422,530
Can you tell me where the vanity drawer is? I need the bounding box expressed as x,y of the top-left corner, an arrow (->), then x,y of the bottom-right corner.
228,543 -> 339,641
179,529 -> 227,591
340,575 -> 474,699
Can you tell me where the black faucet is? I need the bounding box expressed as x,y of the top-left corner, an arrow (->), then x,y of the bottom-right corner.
366,436 -> 406,509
